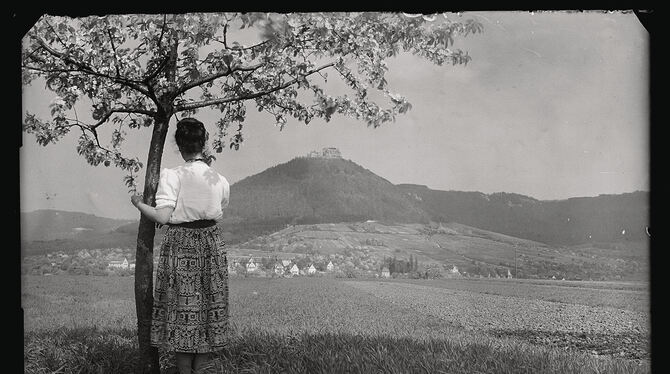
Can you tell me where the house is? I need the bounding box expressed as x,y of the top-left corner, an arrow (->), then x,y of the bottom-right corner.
282,259 -> 292,267
381,267 -> 390,278
290,264 -> 299,276
108,257 -> 129,269
326,261 -> 334,272
274,263 -> 285,275
307,264 -> 316,275
246,257 -> 257,272
507,269 -> 513,279
449,266 -> 460,275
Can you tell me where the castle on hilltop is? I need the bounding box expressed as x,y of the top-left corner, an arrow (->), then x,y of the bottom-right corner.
307,147 -> 342,159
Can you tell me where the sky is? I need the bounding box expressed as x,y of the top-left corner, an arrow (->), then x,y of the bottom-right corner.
19,11 -> 650,220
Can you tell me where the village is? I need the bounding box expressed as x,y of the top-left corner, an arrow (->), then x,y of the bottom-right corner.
21,246 -> 489,280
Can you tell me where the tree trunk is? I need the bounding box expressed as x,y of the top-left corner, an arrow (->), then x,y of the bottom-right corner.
134,114 -> 170,374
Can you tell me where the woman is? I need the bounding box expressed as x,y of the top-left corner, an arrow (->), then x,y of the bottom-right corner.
131,117 -> 230,374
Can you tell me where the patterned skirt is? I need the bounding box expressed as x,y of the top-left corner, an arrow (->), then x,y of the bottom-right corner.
150,224 -> 229,353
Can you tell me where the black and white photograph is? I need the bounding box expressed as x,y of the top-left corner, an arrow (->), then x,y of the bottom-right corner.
19,10 -> 652,374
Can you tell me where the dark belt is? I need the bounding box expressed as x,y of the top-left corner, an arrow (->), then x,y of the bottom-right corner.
169,220 -> 217,229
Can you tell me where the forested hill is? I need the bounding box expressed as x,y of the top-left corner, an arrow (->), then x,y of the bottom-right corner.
221,156 -> 647,246
222,156 -> 430,225
396,184 -> 649,245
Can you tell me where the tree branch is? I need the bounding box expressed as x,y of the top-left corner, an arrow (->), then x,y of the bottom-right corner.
23,45 -> 45,62
173,62 -> 264,97
174,62 -> 335,112
43,19 -> 68,48
91,108 -> 157,130
107,29 -> 122,77
139,15 -> 171,84
22,64 -> 79,74
157,14 -> 168,49
36,39 -> 151,97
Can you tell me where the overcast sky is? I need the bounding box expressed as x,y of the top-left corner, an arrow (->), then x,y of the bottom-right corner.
20,11 -> 649,220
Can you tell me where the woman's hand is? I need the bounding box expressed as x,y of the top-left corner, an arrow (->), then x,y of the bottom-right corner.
130,194 -> 174,225
131,194 -> 144,208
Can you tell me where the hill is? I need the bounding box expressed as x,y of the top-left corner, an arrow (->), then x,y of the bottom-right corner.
222,156 -> 430,225
227,221 -> 648,281
20,210 -> 137,255
396,185 -> 649,245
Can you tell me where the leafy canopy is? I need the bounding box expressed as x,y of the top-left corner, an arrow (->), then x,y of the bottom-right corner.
22,12 -> 483,190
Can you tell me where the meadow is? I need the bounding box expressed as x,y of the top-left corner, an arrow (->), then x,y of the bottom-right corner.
22,275 -> 650,373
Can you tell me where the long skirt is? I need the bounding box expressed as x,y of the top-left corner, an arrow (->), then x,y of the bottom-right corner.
150,225 -> 229,353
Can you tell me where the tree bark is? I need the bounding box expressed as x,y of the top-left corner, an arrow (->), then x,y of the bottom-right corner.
134,113 -> 170,374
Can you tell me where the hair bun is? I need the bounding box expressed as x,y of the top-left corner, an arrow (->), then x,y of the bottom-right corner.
175,118 -> 208,154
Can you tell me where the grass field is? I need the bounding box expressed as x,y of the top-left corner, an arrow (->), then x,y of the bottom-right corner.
22,275 -> 650,373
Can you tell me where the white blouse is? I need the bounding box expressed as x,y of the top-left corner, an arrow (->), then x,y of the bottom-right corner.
154,161 -> 230,224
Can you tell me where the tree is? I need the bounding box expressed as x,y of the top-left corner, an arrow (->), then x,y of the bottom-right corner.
21,12 -> 482,373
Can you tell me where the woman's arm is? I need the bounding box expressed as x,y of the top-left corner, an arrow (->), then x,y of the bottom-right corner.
131,194 -> 175,224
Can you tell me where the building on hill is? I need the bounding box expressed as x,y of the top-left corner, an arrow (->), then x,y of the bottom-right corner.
381,267 -> 390,278
306,147 -> 342,159
322,147 -> 341,158
308,264 -> 316,275
326,261 -> 334,272
274,262 -> 285,275
507,268 -> 513,279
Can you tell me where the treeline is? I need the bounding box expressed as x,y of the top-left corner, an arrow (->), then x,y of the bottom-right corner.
398,185 -> 649,245
381,255 -> 419,274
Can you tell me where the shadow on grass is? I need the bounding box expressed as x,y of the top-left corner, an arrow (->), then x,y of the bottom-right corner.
24,327 -> 650,374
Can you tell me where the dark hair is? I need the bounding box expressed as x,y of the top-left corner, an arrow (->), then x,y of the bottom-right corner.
175,118 -> 215,165
175,118 -> 208,154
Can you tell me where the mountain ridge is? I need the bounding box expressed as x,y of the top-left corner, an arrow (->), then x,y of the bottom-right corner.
21,156 -> 648,252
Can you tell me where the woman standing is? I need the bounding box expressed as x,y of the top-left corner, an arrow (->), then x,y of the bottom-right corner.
131,118 -> 230,374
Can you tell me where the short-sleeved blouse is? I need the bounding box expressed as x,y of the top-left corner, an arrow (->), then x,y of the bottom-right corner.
154,161 -> 230,224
